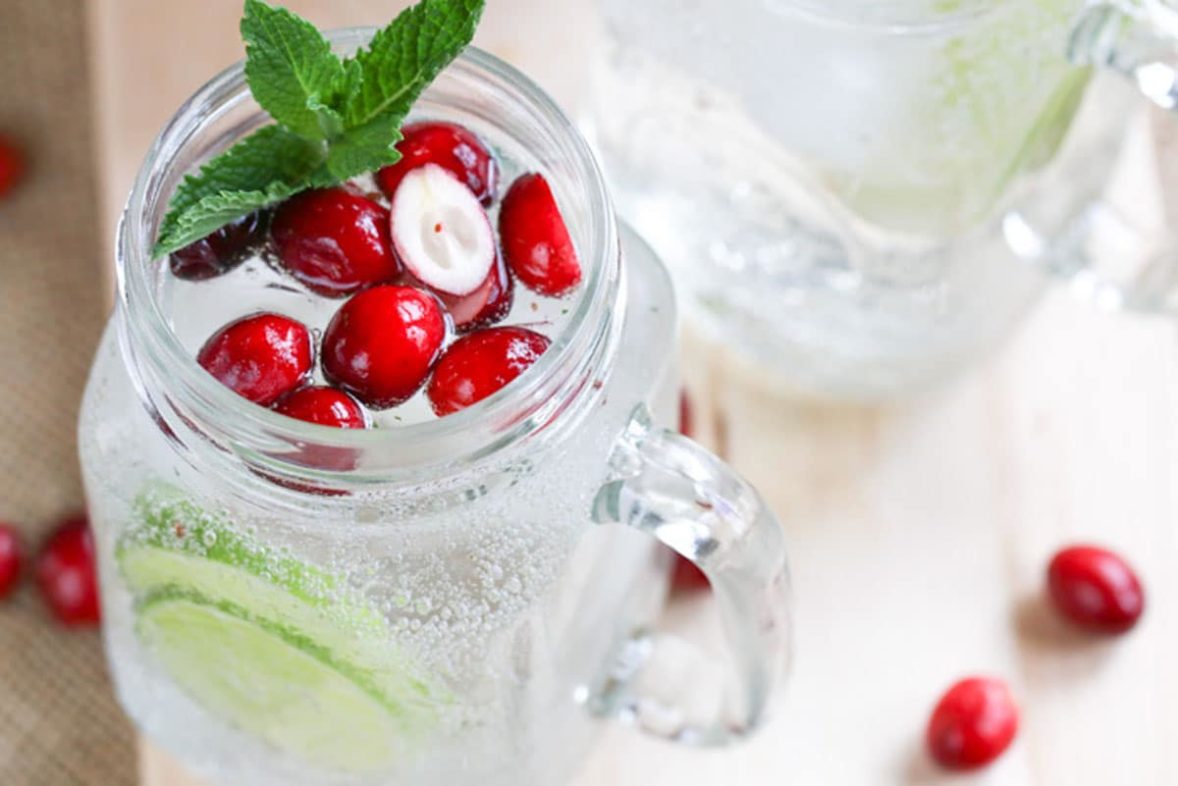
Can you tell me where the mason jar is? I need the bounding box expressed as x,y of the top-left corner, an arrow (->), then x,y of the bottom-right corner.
590,0 -> 1178,399
78,30 -> 791,786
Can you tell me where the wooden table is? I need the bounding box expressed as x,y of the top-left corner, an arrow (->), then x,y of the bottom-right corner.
89,2 -> 1178,784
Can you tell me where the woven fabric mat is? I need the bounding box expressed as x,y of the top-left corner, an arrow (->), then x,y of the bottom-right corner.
0,1 -> 136,784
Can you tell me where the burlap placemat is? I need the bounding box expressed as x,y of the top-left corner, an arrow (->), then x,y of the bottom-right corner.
0,2 -> 136,784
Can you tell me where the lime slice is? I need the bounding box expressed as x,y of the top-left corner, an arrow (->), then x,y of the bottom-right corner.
138,591 -> 408,772
119,486 -> 442,770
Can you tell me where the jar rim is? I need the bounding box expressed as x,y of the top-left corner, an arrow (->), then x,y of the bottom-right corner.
117,29 -> 621,484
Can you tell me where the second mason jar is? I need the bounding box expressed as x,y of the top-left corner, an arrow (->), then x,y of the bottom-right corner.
591,0 -> 1178,399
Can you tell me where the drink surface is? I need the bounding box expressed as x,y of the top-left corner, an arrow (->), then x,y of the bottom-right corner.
162,141 -> 579,427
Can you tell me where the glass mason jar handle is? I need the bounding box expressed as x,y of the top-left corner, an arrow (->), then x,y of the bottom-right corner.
1069,3 -> 1178,111
1003,4 -> 1178,312
588,405 -> 791,745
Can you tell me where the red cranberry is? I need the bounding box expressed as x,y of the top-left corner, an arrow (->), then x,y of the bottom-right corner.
679,390 -> 694,439
1047,545 -> 1144,634
376,122 -> 498,204
274,386 -> 367,429
197,313 -> 313,406
434,254 -> 514,333
322,286 -> 446,408
0,136 -> 24,198
36,515 -> 101,626
926,677 -> 1018,771
0,524 -> 23,599
272,187 -> 399,297
169,210 -> 269,280
671,554 -> 709,592
427,326 -> 550,416
499,173 -> 582,297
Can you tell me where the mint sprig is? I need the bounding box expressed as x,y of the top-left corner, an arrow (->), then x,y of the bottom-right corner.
154,0 -> 485,257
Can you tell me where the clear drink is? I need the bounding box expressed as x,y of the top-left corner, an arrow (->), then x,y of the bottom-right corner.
589,0 -> 1131,398
79,34 -> 791,786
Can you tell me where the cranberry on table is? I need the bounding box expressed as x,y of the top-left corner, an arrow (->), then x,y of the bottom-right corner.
499,173 -> 582,298
322,285 -> 446,409
376,121 -> 498,204
197,313 -> 312,406
274,386 -> 367,429
0,524 -> 23,599
0,136 -> 24,199
1047,545 -> 1144,635
679,390 -> 694,439
36,515 -> 101,626
427,326 -> 550,416
272,186 -> 399,297
169,209 -> 269,280
926,676 -> 1019,771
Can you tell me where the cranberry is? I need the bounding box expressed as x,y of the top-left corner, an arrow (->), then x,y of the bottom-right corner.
0,136 -> 23,198
0,524 -> 23,599
35,515 -> 101,626
169,210 -> 269,280
427,326 -> 550,416
499,173 -> 582,297
679,390 -> 694,439
197,313 -> 313,406
671,554 -> 710,592
274,386 -> 367,429
434,254 -> 514,333
376,122 -> 498,204
1047,545 -> 1144,634
322,286 -> 446,408
272,187 -> 399,296
926,677 -> 1018,771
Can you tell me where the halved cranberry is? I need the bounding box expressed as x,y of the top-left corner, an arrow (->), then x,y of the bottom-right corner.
274,386 -> 367,429
499,173 -> 582,297
427,326 -> 550,416
0,136 -> 24,199
376,122 -> 497,204
36,515 -> 101,627
169,210 -> 269,280
1047,545 -> 1144,634
926,677 -> 1019,771
272,187 -> 399,296
434,254 -> 513,333
197,313 -> 312,406
0,524 -> 22,599
322,286 -> 446,408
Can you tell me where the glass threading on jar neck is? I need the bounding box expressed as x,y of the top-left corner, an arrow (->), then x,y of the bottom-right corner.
116,31 -> 622,490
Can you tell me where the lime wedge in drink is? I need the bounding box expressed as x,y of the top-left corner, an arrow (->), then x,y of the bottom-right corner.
119,486 -> 441,772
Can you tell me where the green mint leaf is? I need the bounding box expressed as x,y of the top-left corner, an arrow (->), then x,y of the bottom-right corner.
154,125 -> 325,256
322,0 -> 484,180
241,0 -> 346,140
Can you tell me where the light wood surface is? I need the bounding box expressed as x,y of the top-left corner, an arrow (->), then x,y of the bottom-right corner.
89,2 -> 1178,785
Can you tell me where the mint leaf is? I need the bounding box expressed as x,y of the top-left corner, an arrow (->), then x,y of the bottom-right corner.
156,0 -> 486,256
241,0 -> 345,140
154,125 -> 325,256
323,0 -> 484,180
